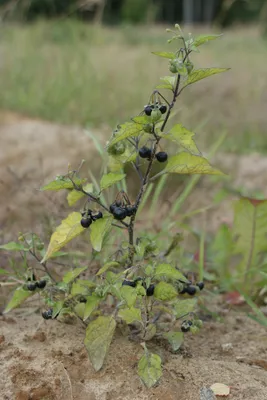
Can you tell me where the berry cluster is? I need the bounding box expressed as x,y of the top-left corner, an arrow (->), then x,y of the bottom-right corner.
179,281 -> 204,296
80,209 -> 103,228
110,199 -> 136,221
144,103 -> 167,116
181,320 -> 193,332
139,147 -> 168,163
122,279 -> 155,297
27,279 -> 47,291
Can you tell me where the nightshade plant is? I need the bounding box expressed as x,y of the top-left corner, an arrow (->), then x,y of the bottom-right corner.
2,25 -> 229,387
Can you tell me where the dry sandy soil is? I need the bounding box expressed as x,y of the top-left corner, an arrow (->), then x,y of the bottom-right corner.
1,308 -> 267,400
1,113 -> 267,400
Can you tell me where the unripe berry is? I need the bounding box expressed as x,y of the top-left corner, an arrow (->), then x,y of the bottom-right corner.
151,109 -> 162,123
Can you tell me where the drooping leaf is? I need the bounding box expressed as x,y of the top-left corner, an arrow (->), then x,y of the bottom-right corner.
41,212 -> 84,262
137,351 -> 162,388
156,75 -> 176,90
183,68 -> 229,88
0,242 -> 29,251
154,282 -> 177,301
100,173 -> 126,191
83,294 -> 101,321
40,176 -> 86,191
173,298 -> 197,319
163,331 -> 184,352
4,287 -> 34,313
163,124 -> 201,155
108,122 -> 143,146
96,261 -> 120,276
232,198 -> 267,276
63,266 -> 87,284
154,264 -> 189,283
120,285 -> 137,308
67,183 -> 93,206
152,51 -> 176,59
84,316 -> 116,371
194,34 -> 222,48
162,152 -> 224,176
90,216 -> 113,252
118,307 -> 142,324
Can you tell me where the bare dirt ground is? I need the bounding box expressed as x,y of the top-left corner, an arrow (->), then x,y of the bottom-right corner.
1,308 -> 267,400
1,113 -> 267,399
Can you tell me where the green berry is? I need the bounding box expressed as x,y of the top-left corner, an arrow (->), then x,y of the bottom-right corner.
151,109 -> 162,123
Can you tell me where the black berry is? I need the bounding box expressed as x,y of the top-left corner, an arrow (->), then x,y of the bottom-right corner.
80,217 -> 92,228
79,296 -> 87,303
179,286 -> 187,294
92,211 -> 103,221
146,284 -> 155,296
112,207 -> 127,221
122,280 -> 136,288
27,282 -> 37,291
42,309 -> 53,320
139,146 -> 152,159
156,151 -> 168,163
181,320 -> 193,332
144,105 -> 153,116
110,204 -> 116,214
36,280 -> 46,289
186,285 -> 197,296
126,206 -> 136,217
197,281 -> 204,291
159,105 -> 167,114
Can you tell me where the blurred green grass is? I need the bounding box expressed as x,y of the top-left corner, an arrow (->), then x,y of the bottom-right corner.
1,20 -> 267,153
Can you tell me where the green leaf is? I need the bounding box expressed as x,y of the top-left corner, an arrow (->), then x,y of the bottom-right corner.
154,264 -> 189,283
120,285 -> 137,308
74,302 -> 85,319
137,351 -> 162,388
84,316 -> 116,371
233,198 -> 267,277
194,34 -> 222,48
154,281 -> 177,301
0,268 -> 9,275
96,261 -> 120,276
157,75 -> 176,90
132,116 -> 150,124
4,287 -> 33,313
183,68 -> 229,88
67,183 -> 93,206
83,294 -> 101,321
71,281 -> 89,296
152,51 -> 175,59
0,242 -> 29,251
163,331 -> 184,352
108,122 -> 143,146
63,266 -> 87,284
90,216 -> 113,252
163,124 -> 201,155
162,152 -> 224,176
118,307 -> 142,324
100,173 -> 126,191
52,301 -> 64,318
40,176 -> 85,191
41,212 -> 85,262
173,299 -> 197,319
